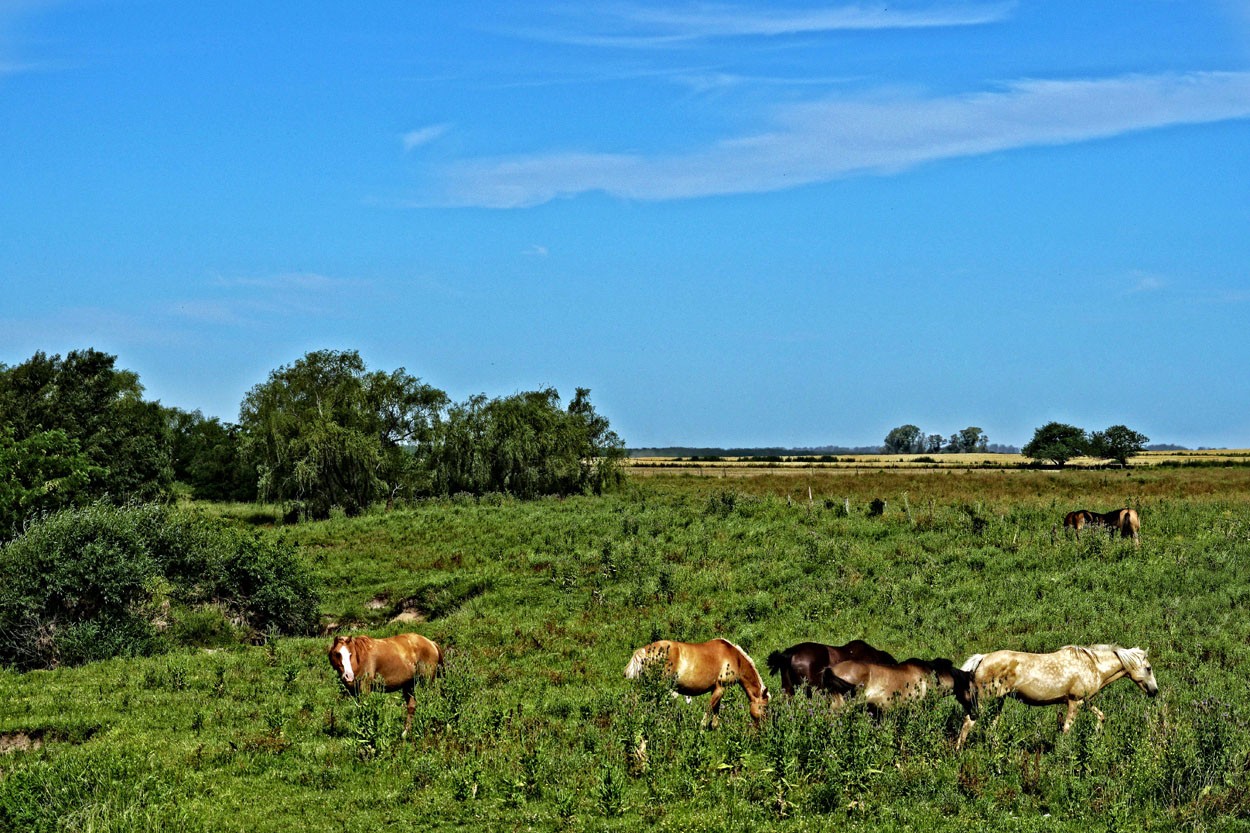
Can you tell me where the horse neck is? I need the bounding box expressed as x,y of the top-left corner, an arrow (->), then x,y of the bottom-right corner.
1089,647 -> 1130,687
726,643 -> 765,700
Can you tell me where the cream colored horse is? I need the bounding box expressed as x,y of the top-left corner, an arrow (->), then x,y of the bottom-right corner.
625,638 -> 770,727
956,644 -> 1157,748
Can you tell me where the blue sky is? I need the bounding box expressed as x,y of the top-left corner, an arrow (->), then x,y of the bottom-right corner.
3,2 -> 1249,449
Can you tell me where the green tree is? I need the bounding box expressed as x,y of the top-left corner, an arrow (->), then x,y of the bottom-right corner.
0,428 -> 104,540
883,424 -> 924,454
166,408 -> 258,502
0,349 -> 173,505
430,387 -> 624,498
948,426 -> 989,454
1088,424 -> 1149,466
1022,422 -> 1089,467
238,350 -> 446,519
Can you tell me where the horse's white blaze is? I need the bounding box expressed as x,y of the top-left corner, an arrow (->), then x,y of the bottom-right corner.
338,645 -> 355,683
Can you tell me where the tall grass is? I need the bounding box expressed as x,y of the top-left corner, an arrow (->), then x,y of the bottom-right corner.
2,469 -> 1249,831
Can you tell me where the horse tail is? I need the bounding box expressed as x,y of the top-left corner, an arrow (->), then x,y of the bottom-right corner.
821,666 -> 855,696
624,648 -> 646,679
765,650 -> 787,678
960,654 -> 985,674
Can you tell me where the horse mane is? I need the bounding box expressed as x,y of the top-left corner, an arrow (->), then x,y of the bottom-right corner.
717,638 -> 761,680
1111,646 -> 1147,674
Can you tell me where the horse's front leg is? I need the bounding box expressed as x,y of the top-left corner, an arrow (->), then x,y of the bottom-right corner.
1060,699 -> 1082,733
956,714 -> 975,749
1090,704 -> 1106,728
703,684 -> 725,729
402,683 -> 416,737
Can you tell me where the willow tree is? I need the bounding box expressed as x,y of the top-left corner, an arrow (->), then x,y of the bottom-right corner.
430,387 -> 624,498
239,350 -> 446,519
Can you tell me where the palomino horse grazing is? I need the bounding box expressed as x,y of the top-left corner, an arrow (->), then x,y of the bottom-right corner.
329,633 -> 442,735
956,644 -> 1157,748
823,657 -> 973,712
625,638 -> 770,727
1064,508 -> 1140,544
765,640 -> 898,697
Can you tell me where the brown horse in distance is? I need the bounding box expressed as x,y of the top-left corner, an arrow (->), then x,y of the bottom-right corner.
329,633 -> 443,735
1064,508 -> 1140,544
823,657 -> 973,712
625,638 -> 770,727
766,640 -> 898,697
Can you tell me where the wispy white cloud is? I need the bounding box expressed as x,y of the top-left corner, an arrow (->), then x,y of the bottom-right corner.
521,244 -> 550,257
427,71 -> 1250,208
170,272 -> 368,324
402,123 -> 451,151
1130,273 -> 1166,293
615,1 -> 1015,37
522,1 -> 1014,48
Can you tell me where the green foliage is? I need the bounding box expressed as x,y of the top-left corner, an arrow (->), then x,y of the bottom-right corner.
1022,422 -> 1089,466
239,349 -> 447,519
166,408 -> 257,502
0,349 -> 174,532
430,386 -> 625,498
884,424 -> 924,454
0,427 -> 104,539
1089,424 -> 1150,466
948,426 -> 989,454
0,503 -> 319,669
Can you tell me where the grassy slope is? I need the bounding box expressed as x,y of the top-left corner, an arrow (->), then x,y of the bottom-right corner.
3,469 -> 1250,831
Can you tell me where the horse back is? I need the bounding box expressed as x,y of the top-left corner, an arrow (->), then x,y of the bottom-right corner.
971,649 -> 1087,705
1064,510 -> 1092,530
834,639 -> 898,666
369,633 -> 441,687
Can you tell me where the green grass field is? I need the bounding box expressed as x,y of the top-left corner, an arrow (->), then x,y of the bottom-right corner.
3,468 -> 1250,832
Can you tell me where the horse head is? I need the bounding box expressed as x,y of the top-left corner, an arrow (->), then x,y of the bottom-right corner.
329,636 -> 356,685
1115,647 -> 1158,697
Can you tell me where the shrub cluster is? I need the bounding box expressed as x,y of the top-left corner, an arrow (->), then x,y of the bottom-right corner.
0,503 -> 320,670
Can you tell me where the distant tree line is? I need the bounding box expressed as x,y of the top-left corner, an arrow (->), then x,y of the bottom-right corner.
882,424 -> 994,455
0,348 -> 625,537
882,421 -> 1151,465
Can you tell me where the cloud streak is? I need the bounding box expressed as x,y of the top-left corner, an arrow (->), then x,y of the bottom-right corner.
429,71 -> 1250,208
521,1 -> 1014,48
403,123 -> 450,151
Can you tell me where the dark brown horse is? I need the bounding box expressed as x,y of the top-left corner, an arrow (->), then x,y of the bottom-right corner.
329,633 -> 443,735
766,640 -> 898,696
625,638 -> 770,727
1064,508 -> 1140,544
823,656 -> 973,712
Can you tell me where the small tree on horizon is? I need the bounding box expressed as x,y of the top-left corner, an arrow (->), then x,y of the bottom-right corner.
1022,422 -> 1088,467
883,424 -> 925,454
1089,425 -> 1150,466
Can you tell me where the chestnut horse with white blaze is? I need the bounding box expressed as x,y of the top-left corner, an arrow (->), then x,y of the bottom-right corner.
329,633 -> 442,735
625,638 -> 769,727
1064,508 -> 1140,544
956,644 -> 1158,748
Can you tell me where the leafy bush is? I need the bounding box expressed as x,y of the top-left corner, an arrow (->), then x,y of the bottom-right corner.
0,503 -> 319,669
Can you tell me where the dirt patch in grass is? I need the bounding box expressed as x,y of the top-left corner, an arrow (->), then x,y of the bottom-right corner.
0,731 -> 44,754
